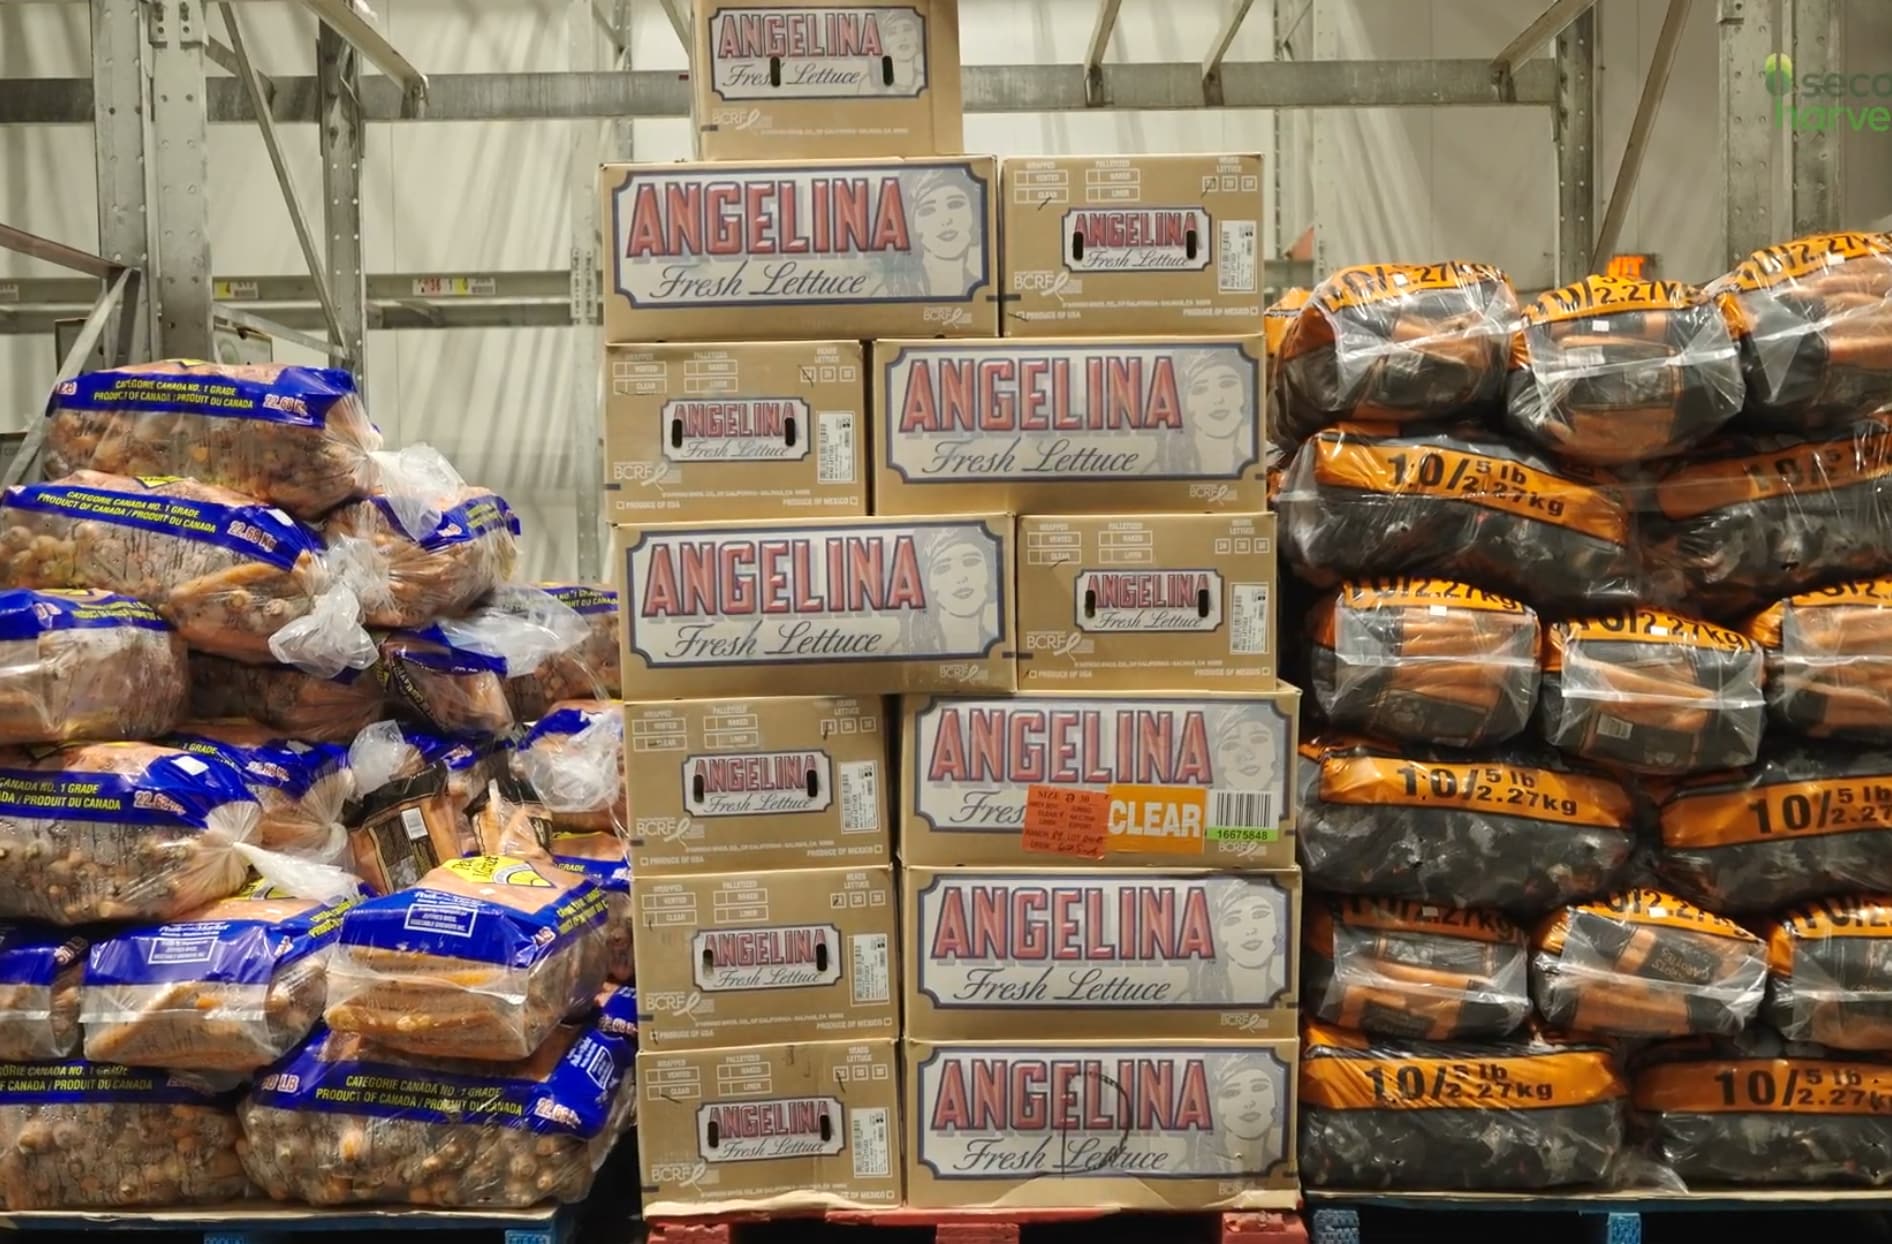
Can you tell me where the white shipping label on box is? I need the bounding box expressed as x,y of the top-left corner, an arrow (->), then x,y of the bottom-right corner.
873,337 -> 1267,516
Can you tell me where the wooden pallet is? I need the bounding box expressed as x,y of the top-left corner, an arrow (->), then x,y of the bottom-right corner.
647,1209 -> 1308,1244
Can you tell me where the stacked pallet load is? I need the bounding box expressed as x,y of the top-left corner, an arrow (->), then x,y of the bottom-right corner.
603,0 -> 972,1218
1277,232 -> 1892,1193
0,360 -> 637,1212
888,152 -> 1299,1213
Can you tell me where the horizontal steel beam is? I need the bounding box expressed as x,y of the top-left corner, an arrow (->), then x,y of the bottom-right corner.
1,59 -> 1558,125
0,258 -> 1318,333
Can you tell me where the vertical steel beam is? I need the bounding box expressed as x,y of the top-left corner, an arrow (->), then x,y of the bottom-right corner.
91,0 -> 151,364
1790,0 -> 1841,236
318,22 -> 366,374
1720,0 -> 1782,265
569,0 -> 604,580
148,0 -> 214,359
220,2 -> 347,359
1553,7 -> 1596,283
1594,0 -> 1691,266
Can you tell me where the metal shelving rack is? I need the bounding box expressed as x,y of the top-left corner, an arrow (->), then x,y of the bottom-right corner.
0,0 -> 1849,578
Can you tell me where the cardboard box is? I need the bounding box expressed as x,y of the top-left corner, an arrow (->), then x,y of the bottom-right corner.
904,1038 -> 1297,1210
633,865 -> 899,1050
1017,513 -> 1277,691
601,157 -> 998,342
693,1 -> 963,160
899,687 -> 1299,870
640,1038 -> 902,1215
872,336 -> 1268,515
904,866 -> 1299,1040
1000,153 -> 1264,337
604,340 -> 869,522
616,514 -> 1016,697
627,695 -> 889,876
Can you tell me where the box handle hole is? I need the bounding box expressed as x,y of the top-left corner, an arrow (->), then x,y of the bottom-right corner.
1198,587 -> 1211,618
1185,228 -> 1199,260
784,415 -> 798,448
769,56 -> 782,87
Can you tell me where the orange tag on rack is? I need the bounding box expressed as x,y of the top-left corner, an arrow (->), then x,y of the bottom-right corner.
1105,784 -> 1208,856
1021,785 -> 1108,859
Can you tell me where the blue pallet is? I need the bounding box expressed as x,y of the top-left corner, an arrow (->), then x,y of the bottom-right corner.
1306,1188 -> 1892,1244
0,1202 -> 581,1244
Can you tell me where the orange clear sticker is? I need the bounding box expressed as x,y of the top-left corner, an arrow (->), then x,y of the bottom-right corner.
1104,783 -> 1207,856
1021,785 -> 1108,859
1522,275 -> 1698,324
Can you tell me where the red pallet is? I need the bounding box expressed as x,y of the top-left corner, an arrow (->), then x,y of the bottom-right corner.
647,1208 -> 1308,1244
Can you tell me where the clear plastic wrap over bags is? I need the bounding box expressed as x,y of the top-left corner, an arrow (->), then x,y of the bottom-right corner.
168,722 -> 352,861
0,1060 -> 248,1208
1764,896 -> 1892,1050
1532,888 -> 1768,1039
0,742 -> 260,925
347,719 -> 503,820
1310,578 -> 1539,748
511,701 -> 625,834
0,472 -> 378,676
1538,609 -> 1766,776
1711,231 -> 1892,433
471,776 -> 633,986
1296,735 -> 1636,916
1503,276 -> 1746,465
190,657 -> 386,745
0,926 -> 86,1061
324,855 -> 611,1061
80,880 -> 362,1073
238,998 -> 636,1207
1634,1028 -> 1892,1187
378,587 -> 591,739
1747,576 -> 1892,742
1299,1020 -> 1626,1191
1275,261 -> 1520,442
0,589 -> 186,745
506,584 -> 621,719
1264,286 -> 1312,445
1277,423 -> 1640,614
324,446 -> 520,630
43,361 -> 381,521
1655,743 -> 1892,913
1304,895 -> 1531,1041
1644,412 -> 1892,620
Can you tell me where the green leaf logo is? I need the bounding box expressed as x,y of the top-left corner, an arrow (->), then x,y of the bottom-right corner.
1764,52 -> 1795,96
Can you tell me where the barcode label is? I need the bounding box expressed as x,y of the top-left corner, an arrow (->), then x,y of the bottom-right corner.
850,932 -> 890,1004
1231,582 -> 1271,655
839,760 -> 879,833
850,1106 -> 890,1179
400,807 -> 430,841
1597,715 -> 1635,740
819,411 -> 856,483
1207,789 -> 1277,841
1219,220 -> 1257,294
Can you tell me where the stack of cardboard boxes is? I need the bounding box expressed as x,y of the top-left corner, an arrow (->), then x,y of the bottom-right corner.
608,0 -> 1299,1218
